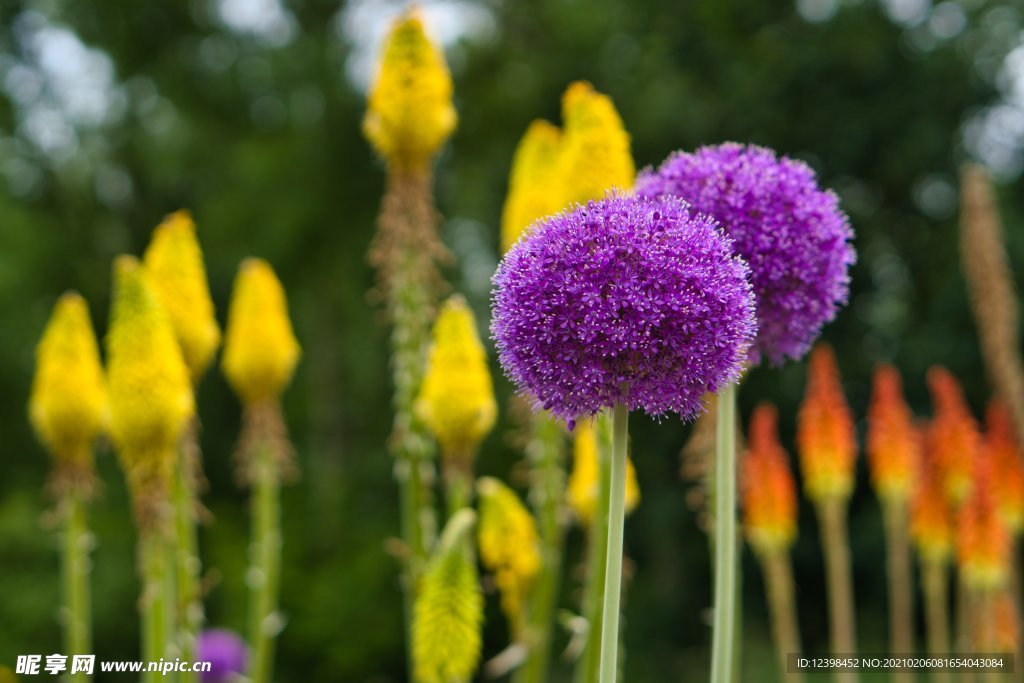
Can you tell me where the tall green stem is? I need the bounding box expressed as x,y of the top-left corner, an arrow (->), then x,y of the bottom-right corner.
922,559 -> 952,683
882,500 -> 913,683
761,550 -> 804,683
518,413 -> 567,683
817,498 -> 858,683
710,382 -> 738,683
173,440 -> 202,683
141,531 -> 170,683
598,402 -> 629,683
576,414 -> 613,683
62,492 -> 91,680
249,446 -> 282,683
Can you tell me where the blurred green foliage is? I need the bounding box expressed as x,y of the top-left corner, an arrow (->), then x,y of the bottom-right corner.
0,0 -> 1022,681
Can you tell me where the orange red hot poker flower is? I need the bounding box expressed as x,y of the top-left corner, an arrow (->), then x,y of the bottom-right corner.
926,366 -> 980,506
986,399 -> 1024,535
957,449 -> 1011,591
911,425 -> 954,563
796,345 -> 857,504
867,364 -> 918,503
741,403 -> 798,555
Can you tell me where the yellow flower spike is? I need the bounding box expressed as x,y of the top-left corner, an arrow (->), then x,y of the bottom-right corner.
143,210 -> 221,382
476,477 -> 542,628
415,295 -> 496,461
363,9 -> 457,172
29,292 -> 106,474
566,420 -> 640,525
413,509 -> 483,683
559,81 -> 635,206
500,119 -> 564,252
106,256 -> 194,526
222,259 -> 301,406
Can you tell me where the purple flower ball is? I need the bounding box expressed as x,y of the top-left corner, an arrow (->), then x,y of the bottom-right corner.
196,629 -> 247,683
491,193 -> 756,424
636,142 -> 856,366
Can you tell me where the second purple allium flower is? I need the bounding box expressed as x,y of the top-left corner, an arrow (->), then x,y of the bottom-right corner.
636,142 -> 856,366
491,193 -> 756,424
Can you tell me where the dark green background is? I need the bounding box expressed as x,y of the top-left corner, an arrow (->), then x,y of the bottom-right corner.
1,0 -> 1022,680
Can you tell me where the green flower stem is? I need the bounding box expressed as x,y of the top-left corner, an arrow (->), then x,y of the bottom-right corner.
141,531 -> 170,683
710,382 -> 738,683
576,413 -> 613,683
249,445 -> 282,683
760,549 -> 804,683
173,439 -> 202,683
882,499 -> 913,683
598,401 -> 629,683
517,413 -> 566,683
921,559 -> 952,683
62,492 -> 91,680
817,497 -> 858,683
377,170 -> 443,675
443,460 -> 474,519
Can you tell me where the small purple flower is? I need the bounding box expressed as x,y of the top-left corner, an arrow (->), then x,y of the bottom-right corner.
636,143 -> 856,366
491,193 -> 756,424
197,629 -> 248,683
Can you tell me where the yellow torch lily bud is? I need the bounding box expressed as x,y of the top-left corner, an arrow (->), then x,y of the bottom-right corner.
106,256 -> 194,526
566,420 -> 640,525
222,259 -> 301,406
500,119 -> 564,252
415,295 -> 497,461
143,210 -> 221,382
29,292 -> 106,473
476,477 -> 542,628
559,81 -> 635,206
363,9 -> 457,172
413,509 -> 483,683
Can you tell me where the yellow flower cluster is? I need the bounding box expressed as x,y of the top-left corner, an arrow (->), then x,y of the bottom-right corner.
413,510 -> 483,683
106,257 -> 194,508
500,120 -> 563,252
559,80 -> 636,206
415,296 -> 496,460
143,210 -> 221,382
567,420 -> 640,525
29,292 -> 106,465
476,477 -> 541,626
500,82 -> 635,250
363,10 -> 457,171
222,259 -> 301,406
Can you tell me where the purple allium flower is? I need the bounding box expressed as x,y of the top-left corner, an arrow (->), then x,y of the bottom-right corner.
197,629 -> 247,683
636,143 -> 856,366
491,193 -> 756,424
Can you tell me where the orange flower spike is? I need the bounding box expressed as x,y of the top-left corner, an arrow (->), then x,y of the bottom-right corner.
741,403 -> 798,555
911,430 -> 954,563
986,399 -> 1024,534
956,450 -> 1011,591
926,367 -> 981,506
796,344 -> 857,504
866,364 -> 918,503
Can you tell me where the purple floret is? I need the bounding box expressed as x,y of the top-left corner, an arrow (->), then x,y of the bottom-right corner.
197,629 -> 247,683
491,193 -> 756,424
636,142 -> 856,366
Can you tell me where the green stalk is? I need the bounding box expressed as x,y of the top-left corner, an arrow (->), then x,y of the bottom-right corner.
760,549 -> 804,683
249,445 -> 282,683
710,382 -> 738,683
62,492 -> 92,680
921,559 -> 951,683
517,413 -> 567,683
598,401 -> 629,683
576,413 -> 614,683
882,499 -> 913,683
173,443 -> 201,683
141,531 -> 170,683
817,498 -> 858,683
443,460 -> 473,519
